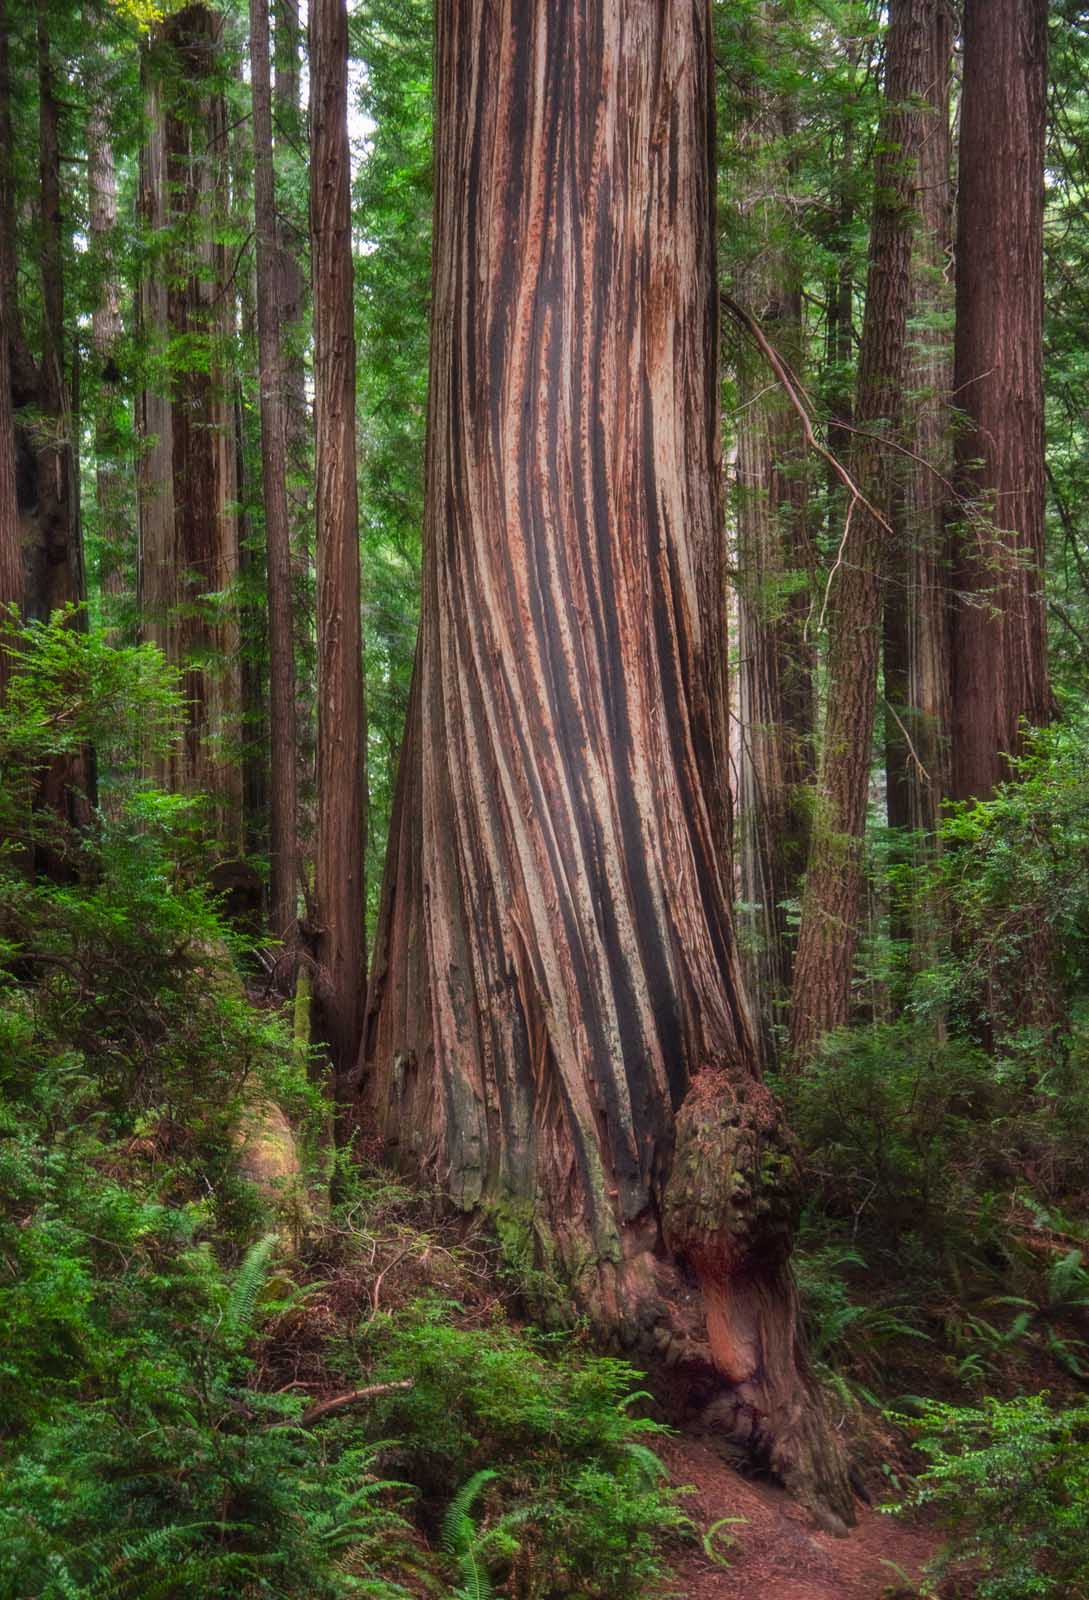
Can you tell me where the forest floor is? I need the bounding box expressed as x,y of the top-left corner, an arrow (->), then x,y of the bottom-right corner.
658,1437 -> 935,1600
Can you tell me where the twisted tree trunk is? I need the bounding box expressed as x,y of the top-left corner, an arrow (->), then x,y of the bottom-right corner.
360,0 -> 852,1530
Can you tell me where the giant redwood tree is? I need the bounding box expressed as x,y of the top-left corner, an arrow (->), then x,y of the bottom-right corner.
359,0 -> 852,1527
950,0 -> 1050,803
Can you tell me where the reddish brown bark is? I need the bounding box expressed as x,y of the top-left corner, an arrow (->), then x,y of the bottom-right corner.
950,0 -> 1049,804
360,0 -> 852,1528
310,0 -> 366,1079
137,4 -> 243,847
790,0 -> 934,1066
251,0 -> 299,941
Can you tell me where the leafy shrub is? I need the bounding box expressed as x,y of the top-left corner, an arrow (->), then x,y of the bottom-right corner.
785,1022 -> 999,1245
367,1299 -> 691,1599
0,1239 -> 422,1600
890,1393 -> 1089,1600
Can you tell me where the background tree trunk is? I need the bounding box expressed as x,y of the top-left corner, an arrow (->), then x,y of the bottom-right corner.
882,0 -> 954,983
137,3 -> 243,849
0,0 -> 20,685
310,0 -> 366,1080
789,0 -> 933,1066
731,33 -> 815,1065
360,0 -> 853,1530
251,0 -> 299,942
86,91 -> 128,620
950,0 -> 1050,804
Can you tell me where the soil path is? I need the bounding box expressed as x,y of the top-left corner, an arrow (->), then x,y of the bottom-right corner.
660,1438 -> 935,1600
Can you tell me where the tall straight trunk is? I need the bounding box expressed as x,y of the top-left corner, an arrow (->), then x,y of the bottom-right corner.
732,46 -> 815,1062
30,1 -> 83,626
882,1 -> 954,978
950,0 -> 1049,803
360,0 -> 852,1530
274,0 -> 315,882
0,0 -> 19,684
251,0 -> 299,940
27,2 -> 93,850
273,0 -> 309,482
231,58 -> 269,868
137,3 -> 243,849
310,0 -> 366,1080
87,94 -> 128,613
903,2 -> 954,838
789,0 -> 933,1066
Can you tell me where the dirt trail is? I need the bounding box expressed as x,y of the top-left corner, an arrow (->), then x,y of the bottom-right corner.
660,1438 -> 935,1600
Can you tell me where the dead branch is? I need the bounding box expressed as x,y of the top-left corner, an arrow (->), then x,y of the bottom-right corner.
299,1379 -> 413,1426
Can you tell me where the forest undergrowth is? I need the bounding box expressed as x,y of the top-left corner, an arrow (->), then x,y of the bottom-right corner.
4,618 -> 1089,1600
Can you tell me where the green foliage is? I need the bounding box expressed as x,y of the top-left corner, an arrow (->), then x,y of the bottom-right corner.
785,1022 -> 999,1243
352,0 -> 432,933
889,1394 -> 1089,1600
366,1300 -> 691,1599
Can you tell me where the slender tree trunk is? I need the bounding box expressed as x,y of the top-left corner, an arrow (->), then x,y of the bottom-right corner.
251,0 -> 299,941
950,0 -> 1049,804
273,0 -> 309,487
274,0 -> 316,884
882,2 -> 954,977
137,3 -> 243,849
87,93 -> 129,617
904,0 -> 953,840
790,0 -> 933,1066
360,0 -> 853,1530
31,1 -> 83,626
0,0 -> 20,685
310,0 -> 366,1080
732,38 -> 815,1062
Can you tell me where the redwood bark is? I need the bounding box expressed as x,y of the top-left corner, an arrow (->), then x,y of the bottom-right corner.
950,0 -> 1049,803
310,0 -> 366,1078
789,0 -> 933,1066
900,0 -> 954,838
360,0 -> 852,1528
137,4 -> 243,847
251,0 -> 299,941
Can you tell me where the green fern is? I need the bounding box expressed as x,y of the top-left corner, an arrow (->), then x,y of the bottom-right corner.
442,1470 -> 499,1600
222,1233 -> 278,1352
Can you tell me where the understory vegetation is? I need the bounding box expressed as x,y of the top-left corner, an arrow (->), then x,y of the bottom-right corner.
7,619 -> 1089,1596
0,620 -> 690,1599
